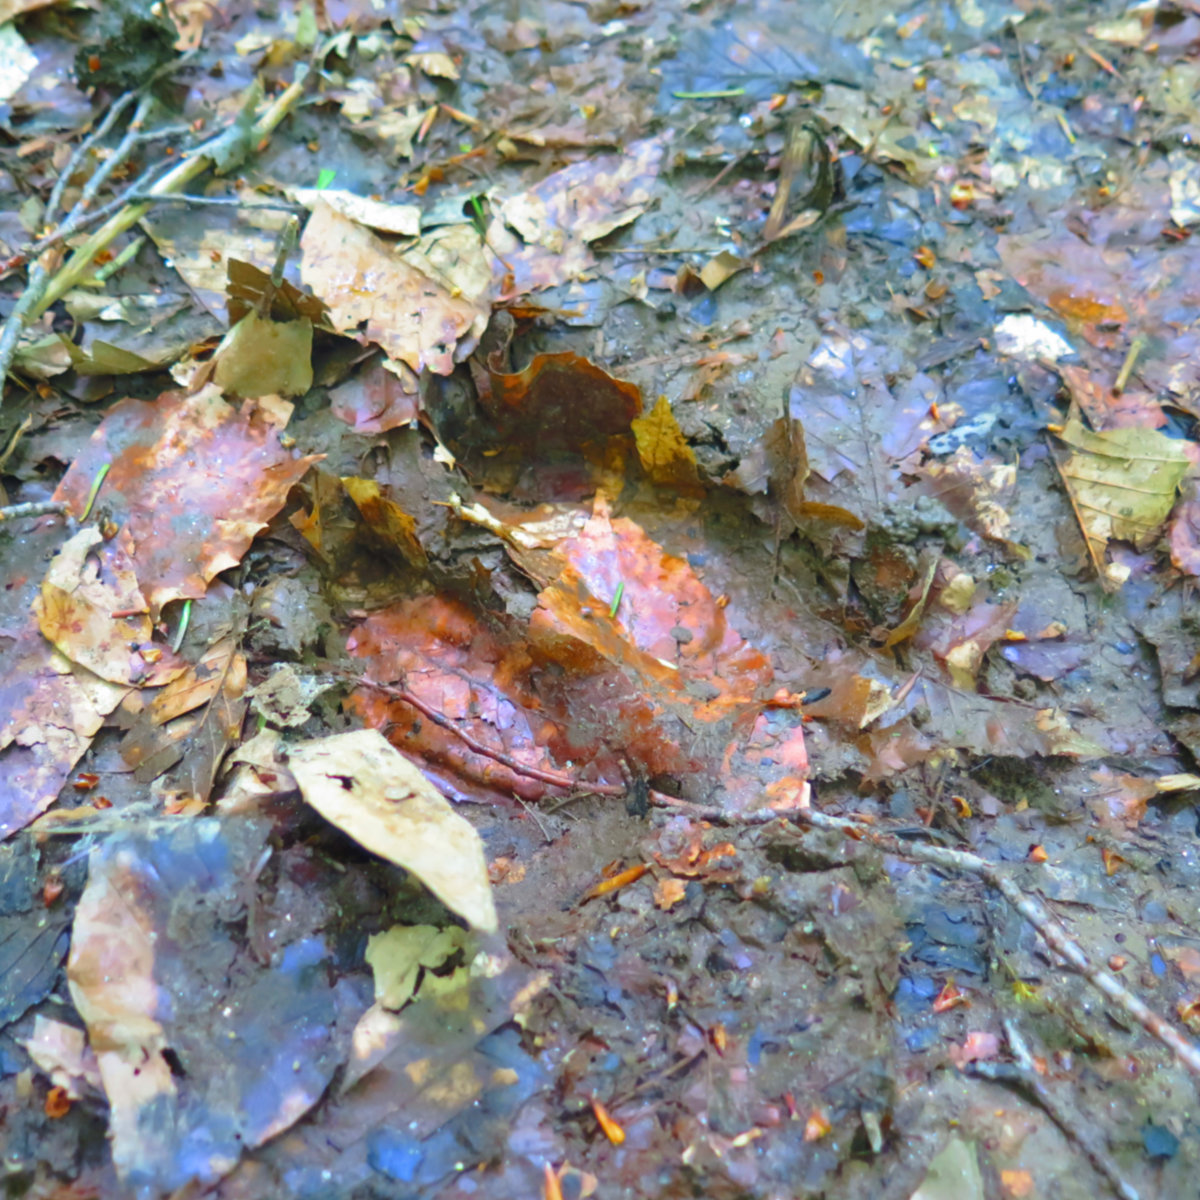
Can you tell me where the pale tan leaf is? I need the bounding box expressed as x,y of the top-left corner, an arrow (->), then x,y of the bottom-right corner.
288,730 -> 498,932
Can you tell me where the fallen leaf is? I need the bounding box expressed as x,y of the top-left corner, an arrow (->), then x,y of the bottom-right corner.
285,187 -> 421,236
489,135 -> 666,296
699,250 -> 748,291
480,350 -> 643,451
118,635 -> 248,801
212,310 -> 313,398
1054,409 -> 1189,586
288,729 -> 498,932
632,394 -> 700,489
342,476 -> 429,568
33,526 -> 185,686
300,200 -> 491,375
52,384 -> 320,617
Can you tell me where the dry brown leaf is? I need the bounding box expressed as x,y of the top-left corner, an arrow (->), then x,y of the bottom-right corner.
288,730 -> 498,932
300,200 -> 491,375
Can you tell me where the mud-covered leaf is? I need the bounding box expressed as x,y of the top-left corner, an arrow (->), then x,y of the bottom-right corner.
66,822 -> 347,1193
478,350 -> 643,453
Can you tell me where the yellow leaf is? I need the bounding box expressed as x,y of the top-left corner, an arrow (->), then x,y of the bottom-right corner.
631,395 -> 700,489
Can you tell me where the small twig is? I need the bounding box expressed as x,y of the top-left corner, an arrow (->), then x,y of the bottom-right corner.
44,92 -> 140,227
1,180 -> 299,279
1113,334 -> 1146,395
0,95 -> 160,394
0,498 -> 70,522
352,675 -> 625,797
254,215 -> 301,317
125,192 -> 305,213
91,235 -> 146,283
969,1019 -> 1140,1200
31,65 -> 310,321
0,159 -> 176,275
652,798 -> 1200,1080
691,150 -> 752,199
75,94 -> 158,217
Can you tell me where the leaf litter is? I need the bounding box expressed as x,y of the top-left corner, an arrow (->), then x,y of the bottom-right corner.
2,2 -> 1200,1198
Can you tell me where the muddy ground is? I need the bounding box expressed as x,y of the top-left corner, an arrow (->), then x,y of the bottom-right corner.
2,0 -> 1200,1198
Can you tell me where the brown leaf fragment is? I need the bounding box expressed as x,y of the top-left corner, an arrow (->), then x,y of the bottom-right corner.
481,351 -> 643,450
766,415 -> 809,523
488,135 -> 666,296
698,251 -> 748,291
120,635 -> 248,799
225,257 -> 330,327
342,476 -> 429,568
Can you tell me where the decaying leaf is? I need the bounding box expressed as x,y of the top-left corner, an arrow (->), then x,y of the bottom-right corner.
300,200 -> 491,375
288,730 -> 498,932
285,187 -> 422,236
51,384 -> 320,617
66,823 -> 343,1193
342,476 -> 429,568
1054,409 -> 1190,587
698,251 -> 748,291
488,135 -> 666,296
119,634 -> 248,800
212,310 -> 313,398
480,350 -> 643,451
34,526 -> 184,687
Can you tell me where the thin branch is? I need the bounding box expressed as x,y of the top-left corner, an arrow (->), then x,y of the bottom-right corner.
0,499 -> 70,522
0,65 -> 310,407
653,798 -> 1200,1081
44,91 -> 140,227
75,94 -> 157,217
31,67 -> 309,320
125,192 -> 305,213
352,675 -> 626,797
970,1019 -> 1141,1200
